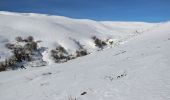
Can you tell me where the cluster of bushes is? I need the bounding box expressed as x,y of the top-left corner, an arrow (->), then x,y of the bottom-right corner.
51,39 -> 88,63
0,56 -> 25,71
0,61 -> 8,71
6,36 -> 37,51
51,36 -> 113,63
51,45 -> 71,63
75,49 -> 88,57
71,38 -> 88,57
0,36 -> 45,71
15,36 -> 34,42
92,36 -> 107,49
51,45 -> 88,63
0,35 -> 113,71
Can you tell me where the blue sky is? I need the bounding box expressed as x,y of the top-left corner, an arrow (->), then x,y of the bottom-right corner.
0,0 -> 170,22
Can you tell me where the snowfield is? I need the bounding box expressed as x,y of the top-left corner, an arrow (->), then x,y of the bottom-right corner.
0,11 -> 170,100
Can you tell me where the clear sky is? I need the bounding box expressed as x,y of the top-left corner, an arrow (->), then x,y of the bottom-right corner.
0,0 -> 170,22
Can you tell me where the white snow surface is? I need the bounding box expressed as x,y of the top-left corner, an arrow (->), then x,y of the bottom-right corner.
0,11 -> 170,100
0,11 -> 158,61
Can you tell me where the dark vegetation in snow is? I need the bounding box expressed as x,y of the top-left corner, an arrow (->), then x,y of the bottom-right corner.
81,92 -> 87,95
92,36 -> 107,49
51,44 -> 88,63
0,35 -> 113,71
104,71 -> 127,81
51,38 -> 89,63
0,36 -> 46,71
71,38 -> 89,57
51,45 -> 71,63
42,72 -> 52,76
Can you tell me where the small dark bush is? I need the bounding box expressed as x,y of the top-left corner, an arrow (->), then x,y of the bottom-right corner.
8,57 -> 17,67
81,92 -> 87,95
15,36 -> 23,42
56,45 -> 67,54
5,43 -> 15,49
24,42 -> 38,51
27,36 -> 34,42
0,62 -> 7,71
92,36 -> 107,49
51,45 -> 69,63
0,58 -> 18,71
76,49 -> 88,57
92,36 -> 97,40
69,38 -> 88,58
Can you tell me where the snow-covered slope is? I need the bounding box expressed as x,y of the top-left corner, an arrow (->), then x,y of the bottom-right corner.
0,11 -> 170,100
0,11 -> 158,63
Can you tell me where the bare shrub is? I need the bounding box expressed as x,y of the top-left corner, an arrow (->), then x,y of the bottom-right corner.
0,62 -> 7,71
1,36 -> 45,71
27,36 -> 34,42
106,39 -> 113,45
15,36 -> 23,42
22,36 -> 34,42
75,49 -> 88,57
0,58 -> 17,71
69,38 -> 88,58
51,45 -> 69,63
92,36 -> 107,49
56,45 -> 68,54
24,42 -> 38,51
81,92 -> 87,95
5,43 -> 15,49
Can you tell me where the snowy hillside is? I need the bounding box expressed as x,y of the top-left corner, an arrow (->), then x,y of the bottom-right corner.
0,11 -> 158,64
0,11 -> 170,100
